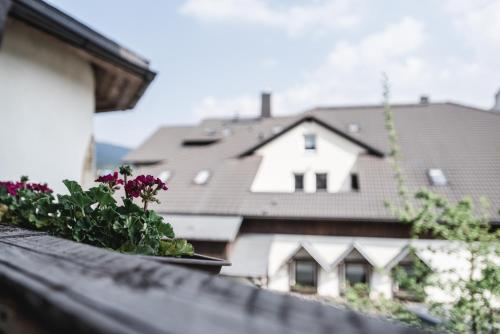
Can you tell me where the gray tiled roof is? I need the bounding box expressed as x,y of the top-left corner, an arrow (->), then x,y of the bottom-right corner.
164,214 -> 242,241
126,102 -> 500,221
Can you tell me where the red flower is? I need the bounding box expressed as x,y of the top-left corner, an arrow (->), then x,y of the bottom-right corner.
26,182 -> 53,193
0,180 -> 52,196
95,172 -> 124,189
124,175 -> 168,201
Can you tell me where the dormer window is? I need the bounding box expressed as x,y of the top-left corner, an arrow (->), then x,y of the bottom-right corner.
193,170 -> 210,185
293,259 -> 317,292
304,134 -> 316,151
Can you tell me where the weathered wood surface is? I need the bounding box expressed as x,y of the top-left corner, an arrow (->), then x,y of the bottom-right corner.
0,225 -> 427,334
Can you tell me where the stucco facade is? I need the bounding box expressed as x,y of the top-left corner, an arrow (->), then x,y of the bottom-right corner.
251,121 -> 365,193
0,20 -> 95,192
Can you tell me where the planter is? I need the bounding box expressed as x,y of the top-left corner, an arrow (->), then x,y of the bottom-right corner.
141,253 -> 231,275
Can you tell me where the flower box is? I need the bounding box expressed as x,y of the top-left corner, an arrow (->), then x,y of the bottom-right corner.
141,253 -> 231,275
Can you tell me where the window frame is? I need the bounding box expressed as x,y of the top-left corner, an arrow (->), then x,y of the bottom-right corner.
340,260 -> 371,292
290,258 -> 318,293
294,173 -> 304,192
315,173 -> 328,192
304,134 -> 317,151
350,173 -> 359,191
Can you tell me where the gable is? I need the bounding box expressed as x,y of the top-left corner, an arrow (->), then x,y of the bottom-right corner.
239,116 -> 384,158
250,120 -> 367,193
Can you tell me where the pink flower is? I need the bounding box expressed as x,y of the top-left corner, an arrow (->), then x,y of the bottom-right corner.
124,175 -> 168,205
0,180 -> 52,196
95,172 -> 124,189
26,182 -> 53,193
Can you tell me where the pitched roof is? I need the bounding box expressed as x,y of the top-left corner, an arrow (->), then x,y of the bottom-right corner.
2,0 -> 155,111
127,102 -> 500,222
238,115 -> 385,158
164,214 -> 243,241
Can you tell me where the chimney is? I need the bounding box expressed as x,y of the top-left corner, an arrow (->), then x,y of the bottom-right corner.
493,89 -> 500,112
261,92 -> 271,118
419,95 -> 430,105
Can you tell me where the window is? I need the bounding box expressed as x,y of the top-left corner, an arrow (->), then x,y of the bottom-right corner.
193,170 -> 210,185
428,168 -> 447,186
294,173 -> 304,191
347,123 -> 360,133
392,253 -> 431,301
292,259 -> 317,292
345,262 -> 369,286
158,170 -> 172,182
350,173 -> 359,191
316,173 -> 327,191
304,134 -> 316,151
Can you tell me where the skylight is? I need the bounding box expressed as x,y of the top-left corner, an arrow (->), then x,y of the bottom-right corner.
271,126 -> 283,135
222,128 -> 232,137
158,170 -> 171,182
428,168 -> 447,186
348,123 -> 360,133
193,170 -> 211,185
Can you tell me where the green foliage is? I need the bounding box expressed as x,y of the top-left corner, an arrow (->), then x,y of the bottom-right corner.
391,249 -> 431,303
0,181 -> 57,230
382,75 -> 500,333
0,170 -> 194,258
340,283 -> 424,328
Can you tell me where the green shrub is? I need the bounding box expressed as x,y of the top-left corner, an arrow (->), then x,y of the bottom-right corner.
0,168 -> 193,257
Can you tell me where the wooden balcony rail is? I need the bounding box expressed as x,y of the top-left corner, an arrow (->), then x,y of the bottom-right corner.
0,224 -> 427,334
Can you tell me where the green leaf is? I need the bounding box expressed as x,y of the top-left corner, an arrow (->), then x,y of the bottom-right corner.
158,222 -> 175,238
88,186 -> 116,207
159,239 -> 194,257
63,180 -> 83,196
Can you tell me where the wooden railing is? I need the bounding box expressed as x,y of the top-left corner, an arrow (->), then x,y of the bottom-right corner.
0,224 -> 427,334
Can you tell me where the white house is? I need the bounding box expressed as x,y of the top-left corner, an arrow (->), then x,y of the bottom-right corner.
0,0 -> 155,192
126,91 -> 500,302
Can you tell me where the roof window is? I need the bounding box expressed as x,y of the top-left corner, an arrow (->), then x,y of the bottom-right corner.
428,168 -> 447,186
158,170 -> 172,182
347,123 -> 360,133
204,128 -> 216,136
193,170 -> 211,185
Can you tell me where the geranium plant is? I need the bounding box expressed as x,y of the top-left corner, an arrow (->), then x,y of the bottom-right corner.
0,166 -> 194,257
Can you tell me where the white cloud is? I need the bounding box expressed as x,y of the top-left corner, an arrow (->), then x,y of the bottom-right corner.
192,17 -> 429,118
179,0 -> 361,36
443,0 -> 500,57
190,6 -> 500,120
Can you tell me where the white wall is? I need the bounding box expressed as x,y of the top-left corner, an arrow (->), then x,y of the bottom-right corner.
0,20 -> 95,193
251,121 -> 365,193
260,236 -> 479,302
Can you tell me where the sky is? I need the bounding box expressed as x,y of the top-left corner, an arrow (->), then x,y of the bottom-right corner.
47,0 -> 500,148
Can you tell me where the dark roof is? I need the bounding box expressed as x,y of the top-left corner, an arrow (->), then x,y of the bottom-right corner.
126,102 -> 500,222
2,0 -> 156,111
0,225 -> 427,334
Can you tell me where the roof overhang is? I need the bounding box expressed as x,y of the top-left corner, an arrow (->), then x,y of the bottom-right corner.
163,214 -> 243,242
3,0 -> 156,112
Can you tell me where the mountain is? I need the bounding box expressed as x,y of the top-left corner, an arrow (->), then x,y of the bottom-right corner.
95,142 -> 131,171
